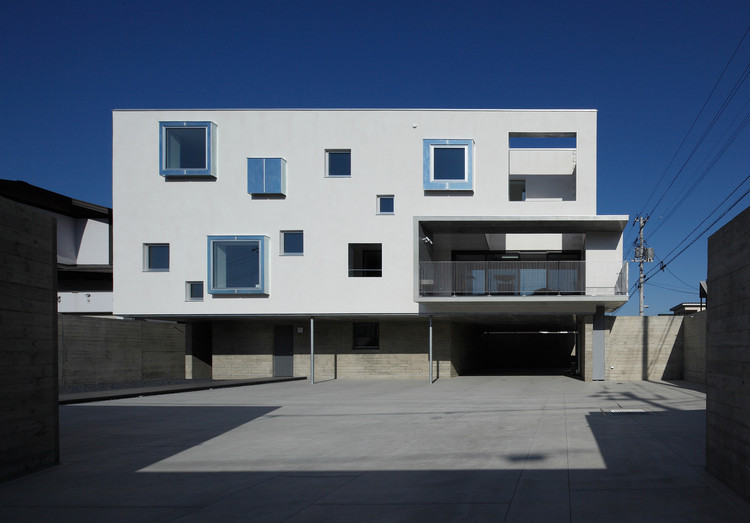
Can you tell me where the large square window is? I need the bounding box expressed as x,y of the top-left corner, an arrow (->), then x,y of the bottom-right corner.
353,322 -> 379,349
144,244 -> 169,271
160,121 -> 217,177
326,149 -> 351,177
281,231 -> 303,255
348,243 -> 382,277
423,139 -> 473,190
207,235 -> 269,294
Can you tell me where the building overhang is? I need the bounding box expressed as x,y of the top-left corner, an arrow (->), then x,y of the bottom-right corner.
418,294 -> 627,315
416,215 -> 629,235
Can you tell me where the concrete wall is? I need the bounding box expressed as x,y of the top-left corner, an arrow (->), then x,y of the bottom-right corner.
0,196 -> 59,481
706,205 -> 750,501
606,315 -> 684,381
211,319 -> 445,380
683,311 -> 707,384
58,315 -> 184,385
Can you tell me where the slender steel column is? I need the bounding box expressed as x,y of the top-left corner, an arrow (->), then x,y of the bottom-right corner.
310,317 -> 315,384
429,316 -> 433,384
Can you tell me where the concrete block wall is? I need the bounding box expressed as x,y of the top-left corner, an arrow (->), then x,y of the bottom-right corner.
58,315 -> 184,385
706,205 -> 750,501
211,319 -> 446,380
683,311 -> 707,384
605,315 -> 684,381
0,196 -> 59,481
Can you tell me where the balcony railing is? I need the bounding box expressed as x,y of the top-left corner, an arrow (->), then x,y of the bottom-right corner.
419,261 -> 628,297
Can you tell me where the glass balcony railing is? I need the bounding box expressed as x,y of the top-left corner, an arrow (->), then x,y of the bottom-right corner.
419,261 -> 628,297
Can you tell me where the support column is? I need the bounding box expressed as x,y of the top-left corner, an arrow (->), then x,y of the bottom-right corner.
593,306 -> 605,381
429,316 -> 433,384
310,317 -> 315,384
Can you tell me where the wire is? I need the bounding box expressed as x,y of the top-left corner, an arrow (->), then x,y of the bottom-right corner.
645,282 -> 698,295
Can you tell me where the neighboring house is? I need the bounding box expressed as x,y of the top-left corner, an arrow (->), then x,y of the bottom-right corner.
112,109 -> 628,381
669,303 -> 706,315
0,180 -> 112,314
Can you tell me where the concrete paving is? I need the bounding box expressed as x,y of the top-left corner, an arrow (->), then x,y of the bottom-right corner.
2,376 -> 750,522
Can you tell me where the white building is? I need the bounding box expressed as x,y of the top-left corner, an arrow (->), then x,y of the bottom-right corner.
112,109 -> 627,381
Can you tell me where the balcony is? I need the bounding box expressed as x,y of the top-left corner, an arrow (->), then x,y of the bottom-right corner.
419,261 -> 627,297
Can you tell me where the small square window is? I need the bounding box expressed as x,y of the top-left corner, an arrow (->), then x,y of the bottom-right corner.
326,149 -> 351,177
509,179 -> 526,201
159,121 -> 216,177
186,281 -> 204,301
353,322 -> 379,349
423,139 -> 473,190
281,231 -> 303,255
349,243 -> 382,277
377,195 -> 394,215
144,244 -> 169,271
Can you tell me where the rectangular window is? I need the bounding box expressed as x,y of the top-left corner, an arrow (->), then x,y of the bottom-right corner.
377,195 -> 394,215
509,133 -> 576,149
207,235 -> 269,294
326,149 -> 351,177
281,231 -> 303,255
353,322 -> 379,349
186,281 -> 204,301
144,244 -> 169,271
159,121 -> 217,177
423,139 -> 473,190
348,243 -> 382,277
247,157 -> 287,195
509,179 -> 526,201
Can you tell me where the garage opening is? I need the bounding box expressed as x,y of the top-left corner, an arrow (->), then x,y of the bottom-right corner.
456,318 -> 580,376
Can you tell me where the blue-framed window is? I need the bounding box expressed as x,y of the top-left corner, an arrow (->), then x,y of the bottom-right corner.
377,195 -> 394,214
326,149 -> 351,177
160,121 -> 217,177
248,158 -> 287,195
281,231 -> 303,255
207,235 -> 269,295
423,139 -> 474,191
144,244 -> 169,271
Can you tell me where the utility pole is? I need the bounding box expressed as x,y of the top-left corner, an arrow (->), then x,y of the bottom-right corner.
634,216 -> 653,316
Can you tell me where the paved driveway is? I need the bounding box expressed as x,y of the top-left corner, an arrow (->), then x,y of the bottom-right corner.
2,377 -> 749,522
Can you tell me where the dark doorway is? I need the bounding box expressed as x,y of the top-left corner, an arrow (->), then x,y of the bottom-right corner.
273,325 -> 293,377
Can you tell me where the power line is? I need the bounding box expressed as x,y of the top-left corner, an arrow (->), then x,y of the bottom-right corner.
637,25 -> 750,220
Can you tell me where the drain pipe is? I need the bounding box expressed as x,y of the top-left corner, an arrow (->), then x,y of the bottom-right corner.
310,317 -> 314,384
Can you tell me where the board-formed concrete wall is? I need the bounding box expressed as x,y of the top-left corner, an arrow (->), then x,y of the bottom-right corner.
58,315 -> 185,385
683,311 -> 707,384
0,196 -> 59,481
706,205 -> 750,501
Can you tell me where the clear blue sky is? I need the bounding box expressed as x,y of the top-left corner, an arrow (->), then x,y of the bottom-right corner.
2,0 -> 749,316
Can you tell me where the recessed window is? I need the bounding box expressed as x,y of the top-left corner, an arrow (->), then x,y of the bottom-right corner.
423,139 -> 473,190
348,243 -> 382,277
353,322 -> 379,349
159,121 -> 217,177
509,179 -> 526,201
326,149 -> 351,177
509,133 -> 576,149
281,231 -> 303,255
186,281 -> 204,301
207,235 -> 269,295
144,244 -> 169,271
377,195 -> 394,215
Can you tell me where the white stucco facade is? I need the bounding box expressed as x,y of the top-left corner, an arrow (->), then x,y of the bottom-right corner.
112,109 -> 627,319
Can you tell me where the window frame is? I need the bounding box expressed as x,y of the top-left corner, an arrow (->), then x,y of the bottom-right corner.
325,149 -> 352,178
207,235 -> 269,295
280,230 -> 304,256
186,281 -> 204,301
353,322 -> 380,350
159,121 -> 217,177
143,243 -> 169,272
348,243 -> 382,278
376,195 -> 394,215
423,139 -> 474,191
